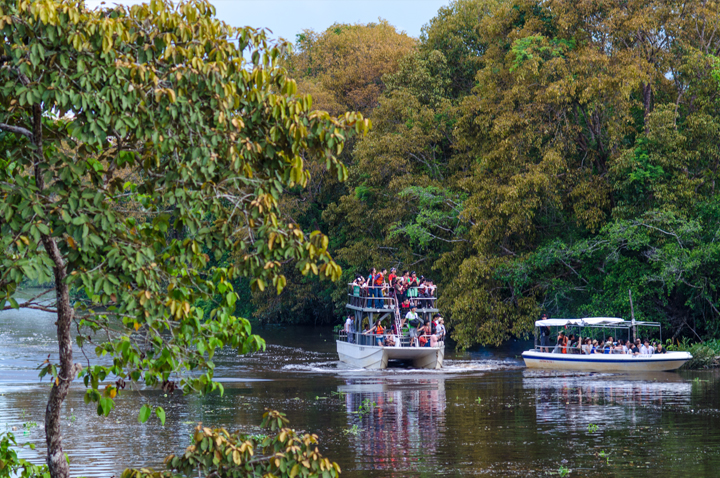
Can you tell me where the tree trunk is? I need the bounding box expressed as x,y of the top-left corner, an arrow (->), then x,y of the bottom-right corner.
28,95 -> 74,478
642,82 -> 653,134
42,244 -> 73,478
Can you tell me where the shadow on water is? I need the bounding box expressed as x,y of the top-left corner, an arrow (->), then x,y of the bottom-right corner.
3,307 -> 720,476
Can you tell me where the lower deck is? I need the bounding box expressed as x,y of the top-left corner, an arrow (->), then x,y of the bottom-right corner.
337,339 -> 444,369
522,350 -> 692,372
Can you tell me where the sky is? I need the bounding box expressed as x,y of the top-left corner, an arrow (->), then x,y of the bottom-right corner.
87,0 -> 452,42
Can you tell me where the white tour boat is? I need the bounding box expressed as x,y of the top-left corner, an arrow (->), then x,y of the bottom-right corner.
522,317 -> 692,372
336,283 -> 444,369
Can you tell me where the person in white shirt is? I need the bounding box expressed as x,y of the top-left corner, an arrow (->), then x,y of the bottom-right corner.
639,341 -> 649,355
344,315 -> 355,343
435,317 -> 446,342
644,340 -> 654,354
405,307 -> 421,346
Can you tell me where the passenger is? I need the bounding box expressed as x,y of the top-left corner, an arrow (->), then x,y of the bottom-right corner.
642,340 -> 654,355
629,339 -> 641,355
418,321 -> 438,347
539,314 -> 551,353
435,317 -> 446,342
614,341 -> 624,354
388,267 -> 397,285
603,340 -> 612,354
365,319 -> 385,346
590,339 -> 599,354
553,332 -> 567,353
582,338 -> 592,355
367,268 -> 377,308
374,269 -> 386,308
405,306 -> 421,346
427,280 -> 437,307
344,315 -> 354,343
383,334 -> 396,347
407,272 -> 420,306
656,343 -> 667,354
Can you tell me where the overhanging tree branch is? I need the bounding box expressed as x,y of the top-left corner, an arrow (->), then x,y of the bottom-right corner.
0,122 -> 33,139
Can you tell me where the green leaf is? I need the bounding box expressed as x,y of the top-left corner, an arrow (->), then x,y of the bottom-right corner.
155,406 -> 166,426
138,404 -> 152,423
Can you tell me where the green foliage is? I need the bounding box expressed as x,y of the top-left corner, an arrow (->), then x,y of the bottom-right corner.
0,432 -> 50,478
667,338 -> 720,369
0,0 -> 368,475
122,410 -> 341,478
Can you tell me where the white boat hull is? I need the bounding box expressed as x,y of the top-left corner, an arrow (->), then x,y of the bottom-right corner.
522,350 -> 692,372
337,340 -> 444,369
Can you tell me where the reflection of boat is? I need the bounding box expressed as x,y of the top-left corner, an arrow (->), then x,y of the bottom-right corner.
336,284 -> 444,369
524,372 -> 692,432
340,378 -> 446,473
522,317 -> 692,372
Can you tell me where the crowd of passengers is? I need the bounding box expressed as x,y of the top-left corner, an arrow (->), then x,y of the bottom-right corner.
350,267 -> 437,310
344,307 -> 446,348
543,331 -> 668,355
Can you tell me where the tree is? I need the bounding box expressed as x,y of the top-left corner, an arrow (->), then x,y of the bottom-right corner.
443,0 -> 720,347
0,0 -> 368,477
289,21 -> 416,116
123,410 -> 340,478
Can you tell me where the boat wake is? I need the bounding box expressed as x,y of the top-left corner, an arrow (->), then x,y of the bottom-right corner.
281,359 -> 519,375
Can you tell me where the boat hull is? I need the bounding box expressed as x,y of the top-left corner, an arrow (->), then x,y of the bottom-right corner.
522,350 -> 692,372
337,340 -> 444,369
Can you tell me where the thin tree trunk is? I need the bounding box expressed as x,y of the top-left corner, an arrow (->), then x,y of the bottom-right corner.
42,241 -> 73,478
29,98 -> 74,478
642,82 -> 653,134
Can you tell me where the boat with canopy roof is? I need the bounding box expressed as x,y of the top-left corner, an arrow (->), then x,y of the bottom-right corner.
522,317 -> 692,372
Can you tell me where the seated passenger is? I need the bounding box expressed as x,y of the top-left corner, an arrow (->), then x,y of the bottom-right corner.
553,332 -> 567,353
581,338 -> 592,355
629,339 -> 641,355
642,340 -> 654,355
614,341 -> 624,354
656,343 -> 667,354
418,321 -> 438,347
590,339 -> 599,354
383,335 -> 396,347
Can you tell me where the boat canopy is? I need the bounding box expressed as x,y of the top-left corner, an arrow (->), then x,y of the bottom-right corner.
534,317 -> 625,327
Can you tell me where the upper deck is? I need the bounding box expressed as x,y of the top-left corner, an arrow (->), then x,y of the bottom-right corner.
345,283 -> 439,314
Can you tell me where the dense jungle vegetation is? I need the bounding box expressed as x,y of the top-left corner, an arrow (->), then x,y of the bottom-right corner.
249,0 -> 720,349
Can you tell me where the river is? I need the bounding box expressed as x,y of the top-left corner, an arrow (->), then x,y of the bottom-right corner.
2,295 -> 720,477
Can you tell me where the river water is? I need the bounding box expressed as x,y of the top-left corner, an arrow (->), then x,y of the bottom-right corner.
2,295 -> 720,477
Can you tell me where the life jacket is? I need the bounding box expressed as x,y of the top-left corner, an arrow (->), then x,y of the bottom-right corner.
376,325 -> 384,335
375,273 -> 384,285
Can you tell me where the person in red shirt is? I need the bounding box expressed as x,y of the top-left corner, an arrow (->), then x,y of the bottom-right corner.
388,267 -> 397,285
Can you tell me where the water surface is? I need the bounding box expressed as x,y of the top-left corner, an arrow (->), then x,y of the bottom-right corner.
2,298 -> 720,477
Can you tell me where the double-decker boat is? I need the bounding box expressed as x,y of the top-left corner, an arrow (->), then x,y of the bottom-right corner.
336,283 -> 444,369
522,317 -> 692,372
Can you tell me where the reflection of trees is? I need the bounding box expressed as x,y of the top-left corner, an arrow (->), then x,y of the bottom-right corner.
339,378 -> 446,474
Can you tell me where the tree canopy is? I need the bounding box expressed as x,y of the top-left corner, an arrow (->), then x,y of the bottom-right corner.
247,0 -> 720,350
0,0 -> 367,476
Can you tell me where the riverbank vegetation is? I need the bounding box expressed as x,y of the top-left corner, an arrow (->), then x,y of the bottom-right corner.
240,0 -> 720,354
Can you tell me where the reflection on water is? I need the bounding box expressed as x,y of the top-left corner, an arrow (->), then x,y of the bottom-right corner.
340,379 -> 446,474
3,301 -> 720,476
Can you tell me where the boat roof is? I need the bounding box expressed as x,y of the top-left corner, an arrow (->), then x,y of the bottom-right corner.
535,317 -> 625,327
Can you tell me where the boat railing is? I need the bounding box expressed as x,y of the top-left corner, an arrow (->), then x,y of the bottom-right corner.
346,284 -> 438,310
337,330 -> 443,349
